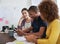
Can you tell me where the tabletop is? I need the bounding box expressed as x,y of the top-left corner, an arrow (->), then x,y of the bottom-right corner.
0,33 -> 15,44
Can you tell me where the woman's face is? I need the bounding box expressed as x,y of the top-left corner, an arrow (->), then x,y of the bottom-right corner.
22,10 -> 29,19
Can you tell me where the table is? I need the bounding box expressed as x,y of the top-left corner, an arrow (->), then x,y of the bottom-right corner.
0,33 -> 15,44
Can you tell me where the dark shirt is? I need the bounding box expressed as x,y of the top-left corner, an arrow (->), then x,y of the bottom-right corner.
31,16 -> 47,38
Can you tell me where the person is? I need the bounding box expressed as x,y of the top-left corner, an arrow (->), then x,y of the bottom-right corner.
25,1 -> 60,44
17,8 -> 31,30
16,6 -> 47,38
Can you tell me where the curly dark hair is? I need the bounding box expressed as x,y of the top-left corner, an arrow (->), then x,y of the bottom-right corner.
38,1 -> 59,22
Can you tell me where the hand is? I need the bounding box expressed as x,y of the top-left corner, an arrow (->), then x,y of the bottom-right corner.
25,35 -> 37,43
16,29 -> 24,36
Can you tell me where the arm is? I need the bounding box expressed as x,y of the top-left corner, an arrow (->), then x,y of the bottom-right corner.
25,27 -> 47,43
16,26 -> 33,36
37,20 -> 60,44
18,17 -> 23,26
32,27 -> 46,37
25,27 -> 46,38
24,21 -> 46,36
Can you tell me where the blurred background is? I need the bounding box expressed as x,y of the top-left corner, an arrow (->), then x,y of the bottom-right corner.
0,0 -> 60,31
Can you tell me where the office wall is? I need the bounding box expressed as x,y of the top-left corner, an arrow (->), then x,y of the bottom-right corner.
31,0 -> 42,6
0,0 -> 32,30
57,0 -> 60,16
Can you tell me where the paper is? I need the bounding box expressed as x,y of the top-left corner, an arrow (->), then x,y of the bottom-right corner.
6,33 -> 35,44
14,33 -> 26,41
6,40 -> 35,44
13,33 -> 35,44
6,42 -> 16,44
6,40 -> 24,44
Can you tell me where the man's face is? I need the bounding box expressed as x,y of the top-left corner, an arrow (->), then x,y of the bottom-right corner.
29,10 -> 37,19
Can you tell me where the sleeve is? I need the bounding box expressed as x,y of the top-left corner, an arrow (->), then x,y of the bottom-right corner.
31,21 -> 34,27
40,22 -> 47,27
37,20 -> 60,44
17,20 -> 24,29
17,25 -> 22,29
37,39 -> 48,44
39,16 -> 47,27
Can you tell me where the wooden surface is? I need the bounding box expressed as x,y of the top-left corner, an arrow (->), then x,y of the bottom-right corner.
0,33 -> 15,44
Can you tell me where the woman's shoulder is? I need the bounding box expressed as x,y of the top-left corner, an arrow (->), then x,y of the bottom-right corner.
26,17 -> 32,23
48,19 -> 60,26
52,19 -> 60,23
51,19 -> 60,26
